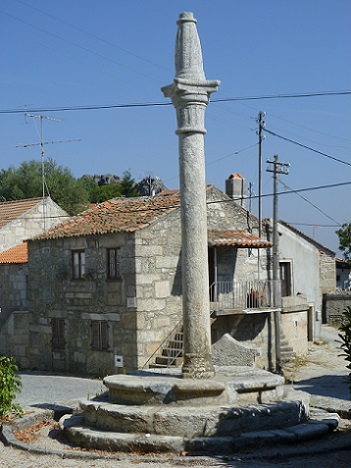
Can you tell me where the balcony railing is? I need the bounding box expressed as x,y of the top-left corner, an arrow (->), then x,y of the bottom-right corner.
209,279 -> 282,312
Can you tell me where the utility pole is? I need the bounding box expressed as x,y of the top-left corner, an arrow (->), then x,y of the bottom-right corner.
256,112 -> 265,237
266,154 -> 290,373
256,112 -> 265,280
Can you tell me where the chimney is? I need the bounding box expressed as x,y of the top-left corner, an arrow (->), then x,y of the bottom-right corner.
225,173 -> 246,209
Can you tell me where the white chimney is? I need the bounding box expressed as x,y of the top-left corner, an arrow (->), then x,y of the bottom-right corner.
225,173 -> 246,209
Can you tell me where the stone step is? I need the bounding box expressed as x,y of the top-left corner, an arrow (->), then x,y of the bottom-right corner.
149,362 -> 179,369
155,356 -> 183,366
103,369 -> 288,406
79,399 -> 309,437
162,345 -> 183,355
59,409 -> 339,455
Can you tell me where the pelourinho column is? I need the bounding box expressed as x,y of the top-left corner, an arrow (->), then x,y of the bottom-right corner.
162,12 -> 220,379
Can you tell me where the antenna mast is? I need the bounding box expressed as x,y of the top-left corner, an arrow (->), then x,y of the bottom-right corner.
25,113 -> 61,230
17,113 -> 80,230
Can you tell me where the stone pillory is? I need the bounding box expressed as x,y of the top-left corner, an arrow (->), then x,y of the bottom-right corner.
162,12 -> 220,379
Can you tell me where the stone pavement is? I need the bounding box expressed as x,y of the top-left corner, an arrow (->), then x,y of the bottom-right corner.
286,324 -> 351,418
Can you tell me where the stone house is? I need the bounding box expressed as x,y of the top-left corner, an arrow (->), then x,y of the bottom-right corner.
0,197 -> 68,362
25,186 -> 311,377
0,197 -> 68,252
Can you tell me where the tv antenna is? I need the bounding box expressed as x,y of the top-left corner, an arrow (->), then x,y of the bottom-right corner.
16,113 -> 80,230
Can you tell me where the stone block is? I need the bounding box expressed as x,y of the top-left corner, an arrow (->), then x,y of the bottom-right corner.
212,333 -> 260,367
155,280 -> 170,298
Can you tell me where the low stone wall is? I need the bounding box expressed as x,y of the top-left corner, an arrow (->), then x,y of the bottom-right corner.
322,291 -> 351,325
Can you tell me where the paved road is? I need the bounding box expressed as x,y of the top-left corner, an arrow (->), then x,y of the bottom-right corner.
15,372 -> 106,409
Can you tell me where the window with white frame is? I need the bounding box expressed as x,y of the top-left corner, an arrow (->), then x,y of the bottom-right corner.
72,250 -> 85,279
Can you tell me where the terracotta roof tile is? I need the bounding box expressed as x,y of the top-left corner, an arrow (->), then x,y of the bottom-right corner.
208,229 -> 272,248
0,242 -> 28,264
0,198 -> 43,229
33,195 -> 181,240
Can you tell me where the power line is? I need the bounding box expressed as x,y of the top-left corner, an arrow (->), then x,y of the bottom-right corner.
14,0 -> 169,73
278,179 -> 341,227
1,90 -> 350,115
0,8 -> 160,84
285,222 -> 339,228
263,127 -> 351,167
214,90 -> 351,102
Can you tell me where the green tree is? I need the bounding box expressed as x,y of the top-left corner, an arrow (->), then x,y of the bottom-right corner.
0,158 -> 91,215
118,170 -> 140,198
336,222 -> 351,263
80,171 -> 141,203
339,306 -> 351,397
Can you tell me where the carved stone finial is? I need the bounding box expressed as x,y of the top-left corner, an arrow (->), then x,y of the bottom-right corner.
175,12 -> 205,81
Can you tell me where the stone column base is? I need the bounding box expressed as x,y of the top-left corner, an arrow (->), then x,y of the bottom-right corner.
182,353 -> 215,379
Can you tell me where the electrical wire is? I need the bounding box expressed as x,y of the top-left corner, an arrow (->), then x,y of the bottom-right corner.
13,0 -> 170,73
263,128 -> 351,167
278,178 -> 341,227
1,91 -> 350,115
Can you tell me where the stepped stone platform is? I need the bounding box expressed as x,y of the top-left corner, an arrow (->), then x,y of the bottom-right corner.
57,366 -> 339,455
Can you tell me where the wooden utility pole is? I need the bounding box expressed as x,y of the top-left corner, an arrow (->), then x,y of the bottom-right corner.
257,112 -> 265,281
267,154 -> 290,373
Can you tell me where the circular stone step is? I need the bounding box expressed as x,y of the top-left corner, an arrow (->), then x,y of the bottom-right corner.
79,398 -> 308,438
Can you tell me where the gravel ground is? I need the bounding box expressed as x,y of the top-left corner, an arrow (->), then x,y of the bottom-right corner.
1,325 -> 350,467
1,445 -> 351,468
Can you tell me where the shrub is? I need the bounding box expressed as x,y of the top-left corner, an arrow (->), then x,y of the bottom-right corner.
339,306 -> 351,397
0,356 -> 22,419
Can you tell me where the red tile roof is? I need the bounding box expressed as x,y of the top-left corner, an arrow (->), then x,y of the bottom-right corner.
31,193 -> 271,249
0,242 -> 28,264
34,195 -> 182,240
208,229 -> 272,248
0,198 -> 43,229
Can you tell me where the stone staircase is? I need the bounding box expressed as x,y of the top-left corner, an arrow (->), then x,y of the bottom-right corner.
149,325 -> 297,371
280,332 -> 297,366
149,325 -> 184,369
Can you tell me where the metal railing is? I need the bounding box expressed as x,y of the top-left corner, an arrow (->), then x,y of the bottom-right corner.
210,279 -> 282,311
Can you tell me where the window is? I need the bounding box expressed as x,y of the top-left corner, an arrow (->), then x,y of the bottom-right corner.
51,318 -> 65,350
108,248 -> 121,279
72,250 -> 85,279
280,261 -> 292,297
91,321 -> 109,350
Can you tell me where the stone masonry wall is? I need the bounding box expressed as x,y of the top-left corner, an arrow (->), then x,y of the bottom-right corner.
323,291 -> 351,325
28,232 -> 136,376
0,263 -> 29,366
319,252 -> 336,310
134,208 -> 183,369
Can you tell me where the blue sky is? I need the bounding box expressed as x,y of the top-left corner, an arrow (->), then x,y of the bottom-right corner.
1,0 -> 350,253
